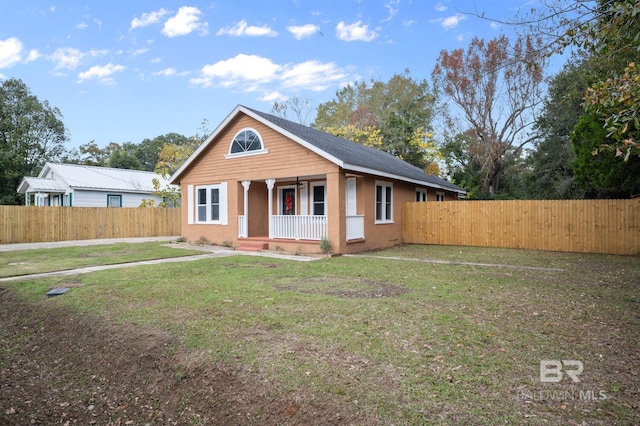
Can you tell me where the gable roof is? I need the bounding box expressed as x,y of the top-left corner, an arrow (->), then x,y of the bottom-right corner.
170,105 -> 465,194
17,177 -> 67,193
17,163 -> 172,194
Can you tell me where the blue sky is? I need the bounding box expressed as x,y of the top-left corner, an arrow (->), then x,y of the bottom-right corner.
1,0 -> 535,150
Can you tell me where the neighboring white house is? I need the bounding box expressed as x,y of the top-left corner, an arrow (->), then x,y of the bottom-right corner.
17,163 -> 173,207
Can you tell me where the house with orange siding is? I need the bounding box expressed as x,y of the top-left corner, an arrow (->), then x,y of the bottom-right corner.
169,105 -> 465,254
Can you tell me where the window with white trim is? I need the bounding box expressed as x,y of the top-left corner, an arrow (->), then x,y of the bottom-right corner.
375,181 -> 393,223
107,194 -> 122,207
416,188 -> 427,202
311,181 -> 326,215
227,128 -> 267,157
195,183 -> 228,224
436,192 -> 445,201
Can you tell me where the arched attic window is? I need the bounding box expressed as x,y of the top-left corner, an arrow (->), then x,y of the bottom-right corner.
226,128 -> 268,158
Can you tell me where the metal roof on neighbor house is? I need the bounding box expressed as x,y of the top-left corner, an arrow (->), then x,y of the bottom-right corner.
17,177 -> 67,193
19,163 -> 172,193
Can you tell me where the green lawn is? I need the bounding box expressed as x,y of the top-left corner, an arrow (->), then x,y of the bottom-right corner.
0,242 -> 203,278
3,244 -> 639,424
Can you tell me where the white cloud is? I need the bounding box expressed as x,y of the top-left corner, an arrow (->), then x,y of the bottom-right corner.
50,47 -> 83,70
435,3 -> 447,12
76,21 -> 88,30
78,63 -> 125,84
153,67 -> 188,77
131,48 -> 149,57
131,8 -> 169,30
335,21 -> 378,42
260,91 -> 286,102
191,54 -> 348,95
49,47 -> 108,72
286,24 -> 320,40
25,49 -> 40,62
382,0 -> 400,22
162,7 -> 208,37
490,21 -> 501,30
403,19 -> 415,27
217,20 -> 278,37
280,60 -> 346,91
0,37 -> 23,68
441,14 -> 466,29
190,54 -> 281,88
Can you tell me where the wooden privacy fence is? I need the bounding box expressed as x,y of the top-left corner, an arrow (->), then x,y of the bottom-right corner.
0,206 -> 181,244
403,199 -> 640,255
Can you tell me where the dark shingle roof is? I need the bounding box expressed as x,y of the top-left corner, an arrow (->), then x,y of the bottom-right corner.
245,106 -> 464,193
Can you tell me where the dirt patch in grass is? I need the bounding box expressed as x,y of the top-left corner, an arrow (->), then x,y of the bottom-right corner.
0,287 -> 365,425
275,276 -> 410,298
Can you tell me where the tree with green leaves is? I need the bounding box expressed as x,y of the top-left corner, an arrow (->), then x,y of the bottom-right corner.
314,70 -> 441,170
135,133 -> 187,171
107,149 -> 143,170
78,141 -> 121,167
154,120 -> 210,177
571,114 -> 640,197
525,60 -> 589,199
0,78 -> 68,204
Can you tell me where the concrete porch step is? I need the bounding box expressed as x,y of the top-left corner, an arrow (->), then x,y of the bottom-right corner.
235,241 -> 268,252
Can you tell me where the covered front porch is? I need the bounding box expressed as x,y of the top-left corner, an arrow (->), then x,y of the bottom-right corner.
17,177 -> 69,206
236,174 -> 364,248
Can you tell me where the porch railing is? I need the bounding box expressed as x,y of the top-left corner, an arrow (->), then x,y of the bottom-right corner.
238,215 -> 247,238
271,215 -> 327,240
346,215 -> 365,240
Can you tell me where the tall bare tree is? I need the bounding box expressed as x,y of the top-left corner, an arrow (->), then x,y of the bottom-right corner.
270,96 -> 315,125
432,34 -> 546,196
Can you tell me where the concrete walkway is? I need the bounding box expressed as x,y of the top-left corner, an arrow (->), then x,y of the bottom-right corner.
0,236 -> 180,252
0,237 -> 319,283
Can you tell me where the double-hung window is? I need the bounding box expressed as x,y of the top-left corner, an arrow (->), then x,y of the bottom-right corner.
194,183 -> 227,224
311,182 -> 326,216
375,181 -> 393,223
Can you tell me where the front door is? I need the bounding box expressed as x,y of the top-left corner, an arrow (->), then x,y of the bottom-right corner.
281,187 -> 296,215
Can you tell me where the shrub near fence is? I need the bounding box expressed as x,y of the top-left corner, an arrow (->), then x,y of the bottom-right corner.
0,206 -> 181,244
403,199 -> 640,256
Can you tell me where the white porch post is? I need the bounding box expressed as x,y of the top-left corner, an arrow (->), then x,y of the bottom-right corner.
266,179 -> 275,239
241,180 -> 251,238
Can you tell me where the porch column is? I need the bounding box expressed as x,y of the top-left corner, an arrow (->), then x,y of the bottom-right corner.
326,171 -> 346,253
241,180 -> 251,238
266,179 -> 276,239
